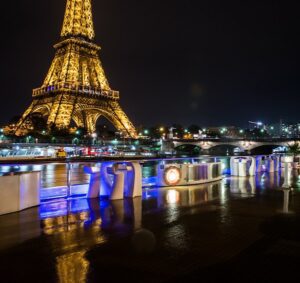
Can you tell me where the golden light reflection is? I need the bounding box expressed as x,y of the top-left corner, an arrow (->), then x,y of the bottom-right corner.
56,251 -> 89,283
166,190 -> 180,204
42,210 -> 106,283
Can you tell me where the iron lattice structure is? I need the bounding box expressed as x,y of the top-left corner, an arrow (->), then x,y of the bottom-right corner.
15,0 -> 137,137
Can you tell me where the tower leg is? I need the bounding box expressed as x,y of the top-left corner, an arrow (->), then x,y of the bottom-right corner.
14,103 -> 35,135
85,113 -> 97,134
47,94 -> 76,129
108,102 -> 137,138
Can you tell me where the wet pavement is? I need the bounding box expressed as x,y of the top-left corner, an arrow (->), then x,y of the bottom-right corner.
1,172 -> 300,282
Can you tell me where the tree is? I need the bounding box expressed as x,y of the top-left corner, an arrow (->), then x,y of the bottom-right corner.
188,124 -> 200,134
287,142 -> 300,161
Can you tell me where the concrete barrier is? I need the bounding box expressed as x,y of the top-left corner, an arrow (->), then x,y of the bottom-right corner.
84,162 -> 143,200
0,172 -> 40,215
156,161 -> 223,187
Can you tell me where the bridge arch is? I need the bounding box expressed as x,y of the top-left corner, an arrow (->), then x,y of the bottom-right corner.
174,144 -> 202,155
249,143 -> 287,155
208,144 -> 243,155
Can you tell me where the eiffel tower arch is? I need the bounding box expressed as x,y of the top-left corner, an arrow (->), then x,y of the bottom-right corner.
14,0 -> 137,138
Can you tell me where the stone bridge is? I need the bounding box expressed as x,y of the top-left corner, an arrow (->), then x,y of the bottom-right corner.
172,138 -> 300,152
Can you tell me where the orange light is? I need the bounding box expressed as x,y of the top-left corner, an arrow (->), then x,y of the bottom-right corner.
164,167 -> 181,185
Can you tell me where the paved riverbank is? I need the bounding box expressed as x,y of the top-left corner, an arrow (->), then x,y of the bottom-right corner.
0,181 -> 299,282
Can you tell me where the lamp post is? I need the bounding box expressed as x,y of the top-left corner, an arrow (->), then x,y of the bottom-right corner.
120,132 -> 125,149
91,133 -> 97,145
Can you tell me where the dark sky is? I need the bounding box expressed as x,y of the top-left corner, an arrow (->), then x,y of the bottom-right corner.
1,0 -> 299,127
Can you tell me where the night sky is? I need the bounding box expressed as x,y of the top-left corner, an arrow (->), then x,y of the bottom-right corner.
0,0 -> 299,128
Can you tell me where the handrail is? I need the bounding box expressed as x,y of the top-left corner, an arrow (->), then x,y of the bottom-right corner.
32,83 -> 119,99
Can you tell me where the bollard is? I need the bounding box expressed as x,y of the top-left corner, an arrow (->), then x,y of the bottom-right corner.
282,162 -> 292,189
110,170 -> 126,200
238,160 -> 248,177
84,166 -> 101,199
124,162 -> 142,198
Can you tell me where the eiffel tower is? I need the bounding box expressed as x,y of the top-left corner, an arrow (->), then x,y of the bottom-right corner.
14,0 -> 137,138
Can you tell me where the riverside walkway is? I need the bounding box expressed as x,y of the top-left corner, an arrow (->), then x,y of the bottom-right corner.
0,173 -> 299,282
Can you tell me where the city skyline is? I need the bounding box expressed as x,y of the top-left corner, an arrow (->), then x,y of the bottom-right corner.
0,0 -> 299,127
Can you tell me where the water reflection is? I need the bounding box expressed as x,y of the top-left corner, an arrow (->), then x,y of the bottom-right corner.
2,170 -> 300,281
41,198 -> 142,283
56,251 -> 89,283
282,189 -> 291,214
157,183 -> 221,208
224,172 -> 284,197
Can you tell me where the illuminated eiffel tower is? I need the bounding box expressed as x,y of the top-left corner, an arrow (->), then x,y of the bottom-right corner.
14,0 -> 137,137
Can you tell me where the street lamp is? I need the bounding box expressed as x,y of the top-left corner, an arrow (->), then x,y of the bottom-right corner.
91,133 -> 97,145
72,137 -> 79,145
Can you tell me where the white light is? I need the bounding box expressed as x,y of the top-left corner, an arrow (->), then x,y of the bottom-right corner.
165,167 -> 180,185
166,190 -> 179,204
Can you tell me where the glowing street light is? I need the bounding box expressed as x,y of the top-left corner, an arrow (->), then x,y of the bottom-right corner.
144,129 -> 149,135
26,136 -> 32,143
91,133 -> 97,145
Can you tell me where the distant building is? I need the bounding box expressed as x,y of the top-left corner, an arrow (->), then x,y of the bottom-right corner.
279,122 -> 300,138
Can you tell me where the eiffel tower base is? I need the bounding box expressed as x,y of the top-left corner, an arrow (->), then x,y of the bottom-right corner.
15,94 -> 137,138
